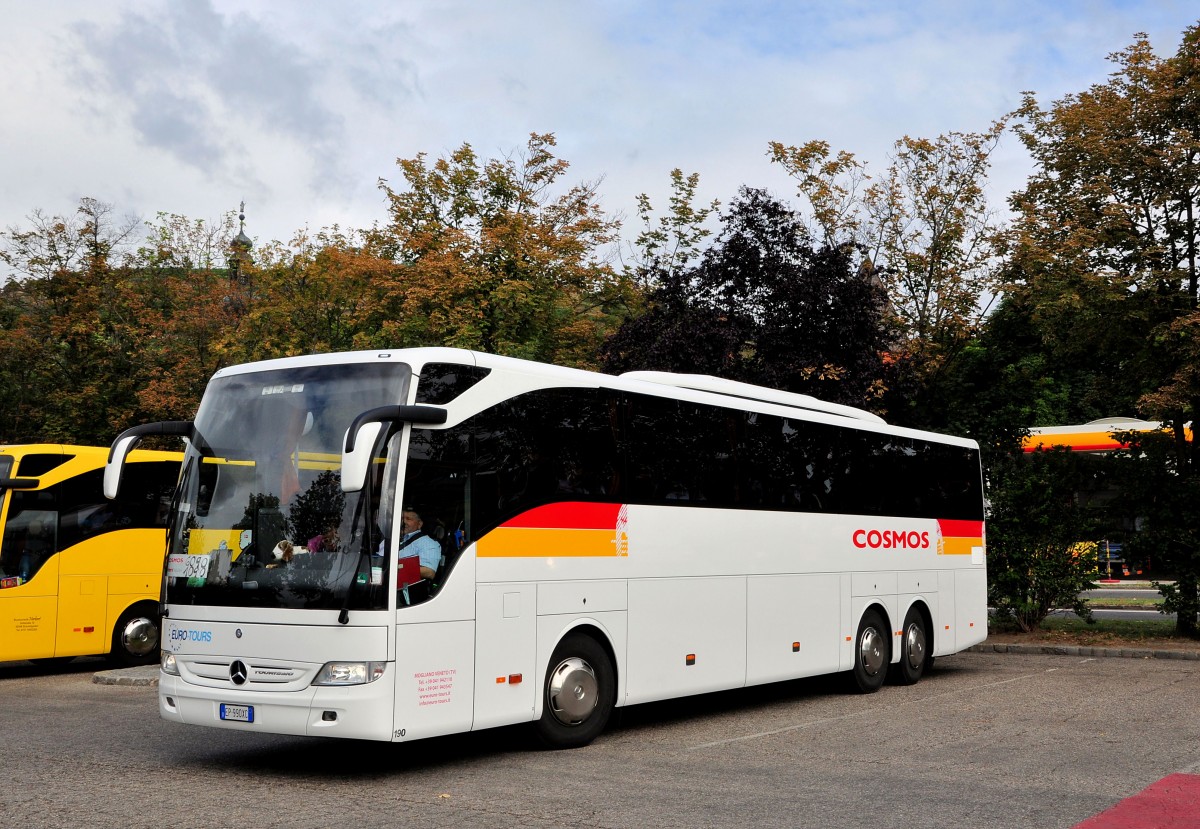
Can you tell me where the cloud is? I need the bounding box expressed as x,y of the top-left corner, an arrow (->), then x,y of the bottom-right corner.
67,1 -> 359,194
1,0 -> 1196,251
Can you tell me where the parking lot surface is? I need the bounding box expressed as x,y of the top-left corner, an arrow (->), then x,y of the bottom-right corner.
2,650 -> 1198,829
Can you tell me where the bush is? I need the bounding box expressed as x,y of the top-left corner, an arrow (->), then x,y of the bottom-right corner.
987,448 -> 1103,631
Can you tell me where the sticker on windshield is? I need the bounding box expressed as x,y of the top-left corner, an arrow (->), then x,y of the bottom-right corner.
261,384 -> 304,395
167,553 -> 211,580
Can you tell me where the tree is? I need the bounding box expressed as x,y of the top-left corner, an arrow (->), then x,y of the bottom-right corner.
367,133 -> 632,368
1112,427 -> 1200,637
629,168 -> 721,282
770,124 -> 1007,355
0,198 -> 146,442
1009,25 -> 1200,635
602,188 -> 892,408
223,227 -> 395,363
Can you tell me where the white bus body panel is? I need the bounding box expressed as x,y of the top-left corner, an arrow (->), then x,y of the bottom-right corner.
392,551 -> 478,741
936,570 -> 957,656
473,582 -> 537,730
746,573 -> 842,685
392,620 -> 475,741
625,576 -> 747,705
955,568 -> 988,649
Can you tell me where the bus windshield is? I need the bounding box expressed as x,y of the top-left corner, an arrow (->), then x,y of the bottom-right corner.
164,361 -> 411,611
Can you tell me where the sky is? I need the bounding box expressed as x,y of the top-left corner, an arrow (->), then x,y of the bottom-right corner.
1,1 -> 1197,261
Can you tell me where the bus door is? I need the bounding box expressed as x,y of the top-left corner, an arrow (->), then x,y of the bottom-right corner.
390,437 -> 478,741
0,481 -> 60,661
51,467 -> 117,658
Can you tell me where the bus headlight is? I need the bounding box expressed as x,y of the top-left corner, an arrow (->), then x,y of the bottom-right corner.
161,652 -> 179,676
312,661 -> 386,686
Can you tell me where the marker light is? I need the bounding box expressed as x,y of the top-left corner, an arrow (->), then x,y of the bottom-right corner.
312,662 -> 387,686
161,652 -> 180,676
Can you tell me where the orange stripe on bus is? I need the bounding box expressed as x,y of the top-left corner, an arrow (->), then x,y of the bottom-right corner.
940,536 -> 982,556
476,527 -> 623,558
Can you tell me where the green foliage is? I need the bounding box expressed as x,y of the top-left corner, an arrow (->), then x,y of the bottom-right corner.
986,448 -> 1104,631
0,136 -> 636,443
1111,428 -> 1200,637
632,168 -> 720,282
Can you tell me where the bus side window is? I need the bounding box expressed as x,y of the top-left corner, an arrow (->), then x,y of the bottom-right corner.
1,496 -> 58,581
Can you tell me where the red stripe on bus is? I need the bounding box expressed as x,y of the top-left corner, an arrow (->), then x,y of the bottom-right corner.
938,519 -> 983,538
500,502 -> 623,530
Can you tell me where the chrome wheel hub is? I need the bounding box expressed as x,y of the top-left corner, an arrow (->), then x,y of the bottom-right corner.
859,627 -> 885,676
547,656 -> 598,726
121,617 -> 159,657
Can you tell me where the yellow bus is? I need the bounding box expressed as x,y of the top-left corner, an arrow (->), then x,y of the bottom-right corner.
0,444 -> 180,665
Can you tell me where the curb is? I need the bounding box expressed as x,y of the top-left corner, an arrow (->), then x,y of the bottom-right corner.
971,643 -> 1200,661
92,666 -> 160,686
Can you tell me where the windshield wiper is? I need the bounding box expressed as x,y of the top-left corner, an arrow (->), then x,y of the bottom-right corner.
338,468 -> 380,624
160,455 -> 195,618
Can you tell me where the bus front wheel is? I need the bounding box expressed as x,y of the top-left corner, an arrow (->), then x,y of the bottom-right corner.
109,602 -> 161,667
535,633 -> 615,749
849,608 -> 890,694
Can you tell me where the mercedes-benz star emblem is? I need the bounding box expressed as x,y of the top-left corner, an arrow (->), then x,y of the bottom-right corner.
230,660 -> 248,685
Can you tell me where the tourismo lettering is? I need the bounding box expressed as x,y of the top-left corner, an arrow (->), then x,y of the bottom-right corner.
852,529 -> 930,550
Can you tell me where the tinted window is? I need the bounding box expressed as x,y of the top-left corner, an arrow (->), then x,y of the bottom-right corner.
473,387 -> 621,530
405,387 -> 622,548
415,363 -> 491,405
401,385 -> 983,554
624,394 -> 739,507
17,454 -> 72,477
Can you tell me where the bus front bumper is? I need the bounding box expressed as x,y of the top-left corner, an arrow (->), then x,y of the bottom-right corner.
159,670 -> 396,741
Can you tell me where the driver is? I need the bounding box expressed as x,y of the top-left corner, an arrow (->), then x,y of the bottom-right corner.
399,507 -> 441,580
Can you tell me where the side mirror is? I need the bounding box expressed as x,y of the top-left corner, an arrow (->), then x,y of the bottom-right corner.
105,420 -> 193,499
341,421 -> 386,494
340,405 -> 447,494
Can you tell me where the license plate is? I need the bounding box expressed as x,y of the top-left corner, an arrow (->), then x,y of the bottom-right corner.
219,703 -> 254,723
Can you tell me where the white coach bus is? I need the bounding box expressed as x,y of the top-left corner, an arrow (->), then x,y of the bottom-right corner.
105,348 -> 986,748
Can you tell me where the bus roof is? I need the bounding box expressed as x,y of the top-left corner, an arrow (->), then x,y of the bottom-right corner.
620,371 -> 886,424
206,347 -> 976,448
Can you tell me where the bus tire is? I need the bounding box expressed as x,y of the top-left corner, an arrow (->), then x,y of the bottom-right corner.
893,606 -> 929,686
535,632 -> 615,750
849,608 -> 889,694
109,602 -> 161,667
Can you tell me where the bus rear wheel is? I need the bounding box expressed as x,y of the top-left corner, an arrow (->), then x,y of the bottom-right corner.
894,606 -> 930,685
849,609 -> 890,694
535,633 -> 615,749
109,602 -> 161,667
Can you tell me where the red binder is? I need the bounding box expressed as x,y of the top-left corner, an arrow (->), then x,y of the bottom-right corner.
396,555 -> 421,587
